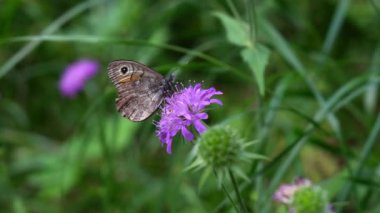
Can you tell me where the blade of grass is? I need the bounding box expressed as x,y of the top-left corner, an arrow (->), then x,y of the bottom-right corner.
0,0 -> 104,78
260,19 -> 343,141
261,75 -> 380,212
364,46 -> 380,115
253,77 -> 288,212
336,113 -> 380,211
369,0 -> 380,17
320,0 -> 352,62
1,34 -> 252,82
98,113 -> 115,211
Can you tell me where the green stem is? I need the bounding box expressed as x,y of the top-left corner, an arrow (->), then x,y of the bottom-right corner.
221,182 -> 241,213
214,169 -> 240,213
229,169 -> 249,213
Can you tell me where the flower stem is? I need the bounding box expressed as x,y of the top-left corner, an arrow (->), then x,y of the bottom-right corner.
214,169 -> 240,213
228,169 -> 249,213
221,181 -> 241,213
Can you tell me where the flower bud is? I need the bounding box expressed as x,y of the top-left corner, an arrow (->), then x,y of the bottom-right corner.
186,126 -> 265,186
293,186 -> 330,213
198,126 -> 242,170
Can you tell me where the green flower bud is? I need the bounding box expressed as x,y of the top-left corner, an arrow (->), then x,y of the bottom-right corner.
293,186 -> 329,213
198,126 -> 242,169
186,126 -> 266,187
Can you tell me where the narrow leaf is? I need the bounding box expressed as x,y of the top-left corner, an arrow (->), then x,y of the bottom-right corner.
241,45 -> 270,96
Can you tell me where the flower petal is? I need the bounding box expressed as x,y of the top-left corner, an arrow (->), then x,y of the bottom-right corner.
194,120 -> 207,133
181,127 -> 194,141
166,141 -> 172,154
210,98 -> 223,105
197,112 -> 208,120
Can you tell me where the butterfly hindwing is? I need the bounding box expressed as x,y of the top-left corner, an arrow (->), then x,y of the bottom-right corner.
107,60 -> 166,121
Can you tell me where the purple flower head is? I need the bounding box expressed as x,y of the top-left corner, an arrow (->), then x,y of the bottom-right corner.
273,177 -> 312,204
156,83 -> 223,154
59,59 -> 99,98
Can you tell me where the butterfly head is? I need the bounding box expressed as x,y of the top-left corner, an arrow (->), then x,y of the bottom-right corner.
163,74 -> 182,97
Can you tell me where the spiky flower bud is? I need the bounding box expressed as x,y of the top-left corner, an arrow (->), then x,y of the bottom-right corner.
186,126 -> 266,186
293,186 -> 329,213
198,126 -> 242,169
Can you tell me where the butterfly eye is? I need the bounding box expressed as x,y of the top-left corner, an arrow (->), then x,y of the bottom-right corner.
121,66 -> 128,74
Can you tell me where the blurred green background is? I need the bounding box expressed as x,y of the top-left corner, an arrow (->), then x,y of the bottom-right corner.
1,0 -> 380,212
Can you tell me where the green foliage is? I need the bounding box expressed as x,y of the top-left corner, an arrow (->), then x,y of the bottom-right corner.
215,12 -> 270,96
241,45 -> 270,96
0,0 -> 380,212
213,12 -> 252,47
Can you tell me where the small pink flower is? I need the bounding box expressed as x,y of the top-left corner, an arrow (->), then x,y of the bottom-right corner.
59,59 -> 99,98
273,184 -> 300,204
273,177 -> 312,204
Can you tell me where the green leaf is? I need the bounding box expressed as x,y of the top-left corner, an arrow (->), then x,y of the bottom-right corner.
213,12 -> 251,47
241,45 -> 270,96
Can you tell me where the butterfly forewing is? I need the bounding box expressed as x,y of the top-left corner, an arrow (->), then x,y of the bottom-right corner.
107,60 -> 166,121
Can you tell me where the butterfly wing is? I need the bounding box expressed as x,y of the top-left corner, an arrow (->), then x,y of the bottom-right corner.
107,60 -> 165,121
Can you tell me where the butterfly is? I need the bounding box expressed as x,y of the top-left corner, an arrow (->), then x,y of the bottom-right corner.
107,60 -> 175,121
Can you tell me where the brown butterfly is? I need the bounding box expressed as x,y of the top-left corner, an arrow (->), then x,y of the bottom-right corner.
107,60 -> 175,121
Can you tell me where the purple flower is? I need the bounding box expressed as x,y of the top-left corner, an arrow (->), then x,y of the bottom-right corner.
156,83 -> 223,154
59,59 -> 99,98
273,177 -> 312,204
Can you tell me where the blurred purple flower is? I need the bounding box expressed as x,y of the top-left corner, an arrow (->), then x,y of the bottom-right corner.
273,177 -> 312,204
59,59 -> 99,98
156,83 -> 223,154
